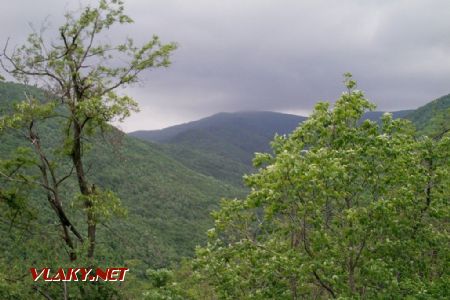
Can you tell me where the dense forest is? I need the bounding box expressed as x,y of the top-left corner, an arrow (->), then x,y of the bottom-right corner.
0,0 -> 449,299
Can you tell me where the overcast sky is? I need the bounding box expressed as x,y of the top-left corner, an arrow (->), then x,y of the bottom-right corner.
2,0 -> 450,131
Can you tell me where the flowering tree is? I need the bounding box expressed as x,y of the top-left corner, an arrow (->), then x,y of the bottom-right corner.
196,74 -> 449,299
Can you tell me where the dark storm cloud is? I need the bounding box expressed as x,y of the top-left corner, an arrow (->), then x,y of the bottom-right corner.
2,0 -> 450,131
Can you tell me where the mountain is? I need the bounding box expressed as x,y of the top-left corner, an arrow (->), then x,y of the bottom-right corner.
2,80 -> 448,289
129,109 -> 417,186
130,109 -> 415,147
130,112 -> 307,185
131,111 -> 306,144
404,93 -> 450,135
0,82 -> 244,273
131,111 -> 306,165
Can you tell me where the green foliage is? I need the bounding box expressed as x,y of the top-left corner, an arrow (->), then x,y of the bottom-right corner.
0,0 -> 178,263
194,74 -> 450,299
0,0 -> 176,297
147,268 -> 173,288
139,261 -> 217,300
131,112 -> 307,187
0,97 -> 56,129
72,187 -> 127,224
405,93 -> 450,136
141,268 -> 190,299
132,109 -> 414,188
1,71 -> 449,298
0,81 -> 243,298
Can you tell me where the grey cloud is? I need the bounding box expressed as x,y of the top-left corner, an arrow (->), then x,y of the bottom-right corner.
2,0 -> 450,131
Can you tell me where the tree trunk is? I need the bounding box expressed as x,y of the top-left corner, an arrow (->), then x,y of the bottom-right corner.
30,125 -> 82,261
72,120 -> 96,259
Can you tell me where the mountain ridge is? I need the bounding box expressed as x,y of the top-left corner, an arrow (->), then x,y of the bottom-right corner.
1,80 -> 449,273
0,81 -> 245,271
128,108 -> 420,185
130,111 -> 306,143
130,109 -> 418,141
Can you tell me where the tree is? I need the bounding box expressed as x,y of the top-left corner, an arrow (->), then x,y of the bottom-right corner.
195,74 -> 449,299
0,0 -> 176,263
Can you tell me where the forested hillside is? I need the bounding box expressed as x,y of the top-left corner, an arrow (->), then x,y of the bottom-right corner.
131,111 -> 305,145
145,75 -> 449,299
1,81 -> 449,298
130,108 -> 419,187
1,0 -> 448,298
405,93 -> 450,135
131,112 -> 307,186
0,82 -> 244,297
